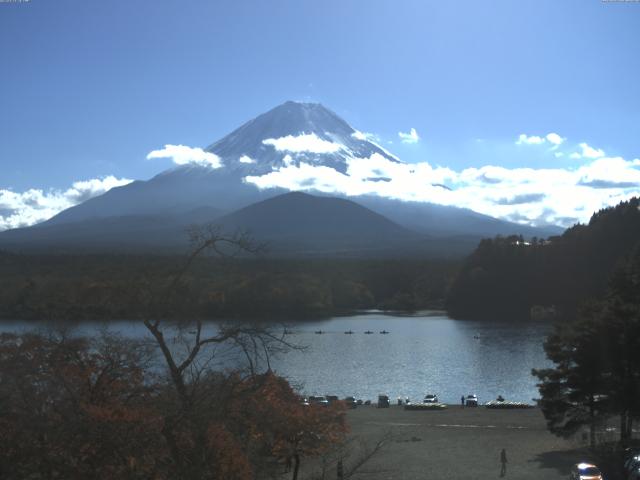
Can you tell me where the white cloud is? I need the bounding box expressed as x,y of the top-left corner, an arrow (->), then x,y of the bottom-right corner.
0,176 -> 133,231
516,134 -> 545,145
576,142 -> 606,159
245,148 -> 640,228
351,130 -> 401,162
546,133 -> 565,145
146,144 -> 222,168
239,155 -> 256,164
516,132 -> 565,147
351,130 -> 379,142
262,133 -> 342,154
398,128 -> 420,144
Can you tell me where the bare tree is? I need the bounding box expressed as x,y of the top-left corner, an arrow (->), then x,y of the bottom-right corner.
140,224 -> 301,478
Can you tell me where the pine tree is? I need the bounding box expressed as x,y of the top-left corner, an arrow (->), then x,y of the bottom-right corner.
533,244 -> 640,446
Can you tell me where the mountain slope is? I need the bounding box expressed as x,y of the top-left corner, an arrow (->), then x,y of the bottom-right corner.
205,100 -> 400,175
43,101 -> 400,226
214,192 -> 479,256
1,101 -> 562,252
217,191 -> 411,244
0,206 -> 224,253
355,195 -> 563,238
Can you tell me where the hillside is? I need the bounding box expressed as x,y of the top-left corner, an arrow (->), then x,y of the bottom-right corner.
445,197 -> 640,320
215,192 -> 424,255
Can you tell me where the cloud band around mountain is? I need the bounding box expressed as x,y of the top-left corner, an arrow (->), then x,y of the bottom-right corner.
147,144 -> 222,168
262,133 -> 343,154
245,149 -> 640,228
4,133 -> 639,232
0,176 -> 133,231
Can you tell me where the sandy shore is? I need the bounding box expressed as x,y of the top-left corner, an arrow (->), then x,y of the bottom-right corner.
296,404 -> 602,480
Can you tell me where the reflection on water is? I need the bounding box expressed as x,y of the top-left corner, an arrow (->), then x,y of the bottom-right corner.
0,311 -> 552,404
270,312 -> 552,403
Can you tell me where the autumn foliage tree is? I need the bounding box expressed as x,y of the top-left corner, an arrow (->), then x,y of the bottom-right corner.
232,372 -> 348,479
0,330 -> 348,479
0,225 -> 350,479
0,331 -> 165,479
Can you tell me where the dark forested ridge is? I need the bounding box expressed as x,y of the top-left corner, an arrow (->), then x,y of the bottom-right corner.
10,196 -> 638,323
0,252 -> 458,321
446,198 -> 640,320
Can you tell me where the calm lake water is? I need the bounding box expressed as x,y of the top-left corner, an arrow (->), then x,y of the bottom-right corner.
0,311 -> 553,404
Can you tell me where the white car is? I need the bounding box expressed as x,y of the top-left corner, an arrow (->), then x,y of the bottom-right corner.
423,394 -> 438,403
569,463 -> 602,480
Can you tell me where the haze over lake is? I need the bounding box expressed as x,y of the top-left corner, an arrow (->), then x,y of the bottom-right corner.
1,312 -> 552,404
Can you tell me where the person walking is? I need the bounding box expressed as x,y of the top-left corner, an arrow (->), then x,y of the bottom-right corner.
461,395 -> 465,408
500,448 -> 507,477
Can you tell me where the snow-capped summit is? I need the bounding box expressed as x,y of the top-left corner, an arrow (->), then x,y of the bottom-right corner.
206,101 -> 400,175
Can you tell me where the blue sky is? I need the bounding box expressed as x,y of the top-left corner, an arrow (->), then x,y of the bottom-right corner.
1,0 -> 639,228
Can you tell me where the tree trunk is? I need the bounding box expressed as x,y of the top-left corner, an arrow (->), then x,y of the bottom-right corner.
589,402 -> 596,448
621,410 -> 629,445
292,454 -> 300,480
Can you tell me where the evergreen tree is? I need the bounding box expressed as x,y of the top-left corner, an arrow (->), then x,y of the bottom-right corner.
533,244 -> 640,446
533,306 -> 610,447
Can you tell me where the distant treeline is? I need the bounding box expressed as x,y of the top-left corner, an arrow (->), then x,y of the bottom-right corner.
0,253 -> 459,321
446,197 -> 640,320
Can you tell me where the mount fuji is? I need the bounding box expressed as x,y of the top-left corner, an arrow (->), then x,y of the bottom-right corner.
0,101 -> 562,255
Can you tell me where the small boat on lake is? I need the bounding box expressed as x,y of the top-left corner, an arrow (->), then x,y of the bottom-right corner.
344,330 -> 354,334
364,330 -> 374,334
314,330 -> 324,334
379,330 -> 389,334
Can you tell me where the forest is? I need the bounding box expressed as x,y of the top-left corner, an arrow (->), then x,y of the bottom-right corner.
446,198 -> 640,321
0,251 -> 459,321
4,197 -> 640,324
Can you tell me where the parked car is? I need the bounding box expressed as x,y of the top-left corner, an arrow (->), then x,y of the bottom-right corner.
308,396 -> 329,406
465,394 -> 478,407
326,395 -> 339,404
423,394 -> 438,403
569,463 -> 603,480
377,395 -> 390,408
625,455 -> 640,476
624,447 -> 640,462
344,396 -> 358,409
628,467 -> 640,480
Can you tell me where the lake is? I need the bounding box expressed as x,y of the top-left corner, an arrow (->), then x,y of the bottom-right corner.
0,311 -> 553,405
